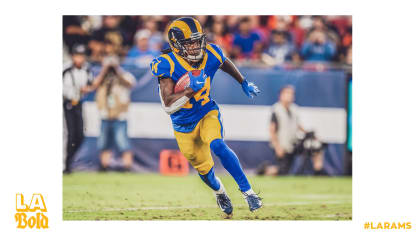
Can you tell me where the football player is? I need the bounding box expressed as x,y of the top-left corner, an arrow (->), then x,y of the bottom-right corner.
150,17 -> 262,215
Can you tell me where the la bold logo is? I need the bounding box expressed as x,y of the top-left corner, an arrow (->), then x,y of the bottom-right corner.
15,193 -> 49,229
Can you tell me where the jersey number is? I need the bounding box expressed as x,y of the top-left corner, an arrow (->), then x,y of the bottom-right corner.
183,76 -> 211,109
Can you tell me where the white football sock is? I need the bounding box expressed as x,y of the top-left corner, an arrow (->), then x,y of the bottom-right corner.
214,177 -> 226,194
243,189 -> 255,196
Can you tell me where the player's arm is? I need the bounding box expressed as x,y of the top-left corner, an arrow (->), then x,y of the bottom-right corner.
158,70 -> 207,114
220,58 -> 260,98
159,77 -> 195,115
220,57 -> 245,84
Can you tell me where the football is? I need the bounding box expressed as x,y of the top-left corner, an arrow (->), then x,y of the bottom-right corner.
174,70 -> 200,93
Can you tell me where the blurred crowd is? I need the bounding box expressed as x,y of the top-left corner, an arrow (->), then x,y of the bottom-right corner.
63,15 -> 352,68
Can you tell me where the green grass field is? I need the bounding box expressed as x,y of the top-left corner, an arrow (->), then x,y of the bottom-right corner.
63,172 -> 352,220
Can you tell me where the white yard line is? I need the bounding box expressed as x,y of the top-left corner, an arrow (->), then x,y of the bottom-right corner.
260,194 -> 351,200
64,200 -> 351,213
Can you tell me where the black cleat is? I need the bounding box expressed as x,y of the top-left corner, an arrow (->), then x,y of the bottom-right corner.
215,192 -> 233,215
242,191 -> 263,212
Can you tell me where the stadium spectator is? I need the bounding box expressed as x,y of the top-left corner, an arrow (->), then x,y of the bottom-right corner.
89,16 -> 128,63
345,45 -> 352,65
90,56 -> 136,171
212,15 -> 227,25
288,16 -> 306,48
125,29 -> 160,68
232,17 -> 263,60
207,20 -> 233,57
255,16 -> 272,42
117,16 -> 142,46
63,16 -> 90,51
83,16 -> 103,32
338,17 -> 352,63
311,16 -> 339,43
62,45 -> 93,174
259,85 -> 324,175
62,15 -> 351,67
224,15 -> 239,33
262,30 -> 298,66
248,16 -> 269,44
194,15 -> 212,31
143,19 -> 164,51
267,16 -> 292,33
301,30 -> 336,62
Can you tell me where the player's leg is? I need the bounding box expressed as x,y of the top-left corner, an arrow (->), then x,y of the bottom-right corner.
173,127 -> 213,176
210,139 -> 251,190
174,128 -> 220,190
200,110 -> 262,211
195,141 -> 220,191
195,139 -> 233,215
198,166 -> 220,190
200,110 -> 251,191
175,125 -> 232,215
211,138 -> 263,211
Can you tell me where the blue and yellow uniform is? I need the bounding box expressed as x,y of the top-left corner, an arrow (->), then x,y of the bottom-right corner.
150,43 -> 226,174
148,17 -> 261,214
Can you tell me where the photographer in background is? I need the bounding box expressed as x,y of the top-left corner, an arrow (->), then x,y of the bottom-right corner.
63,45 -> 93,174
90,56 -> 136,171
258,85 -> 324,176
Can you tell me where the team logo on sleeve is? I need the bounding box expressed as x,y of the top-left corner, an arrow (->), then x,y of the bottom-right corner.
151,59 -> 161,75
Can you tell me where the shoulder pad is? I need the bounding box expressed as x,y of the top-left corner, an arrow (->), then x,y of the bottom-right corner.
150,56 -> 172,78
207,43 -> 226,65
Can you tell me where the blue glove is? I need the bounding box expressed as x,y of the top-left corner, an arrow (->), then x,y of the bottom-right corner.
188,70 -> 207,92
241,79 -> 260,98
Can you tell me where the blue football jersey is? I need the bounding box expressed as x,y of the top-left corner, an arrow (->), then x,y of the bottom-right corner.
150,43 -> 226,133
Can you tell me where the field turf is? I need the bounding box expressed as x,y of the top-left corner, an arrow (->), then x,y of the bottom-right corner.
63,172 -> 351,220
